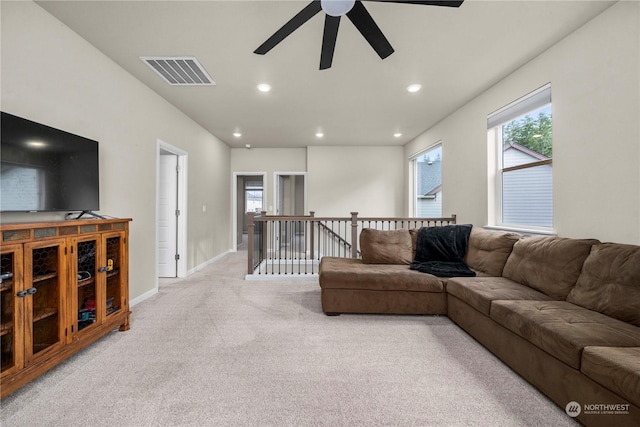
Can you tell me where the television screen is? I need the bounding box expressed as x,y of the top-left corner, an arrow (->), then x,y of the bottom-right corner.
1,112 -> 100,212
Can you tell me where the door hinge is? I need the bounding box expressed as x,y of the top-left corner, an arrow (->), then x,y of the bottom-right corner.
65,328 -> 68,336
176,164 -> 180,173
175,254 -> 180,261
65,247 -> 68,255
175,209 -> 180,217
71,325 -> 74,333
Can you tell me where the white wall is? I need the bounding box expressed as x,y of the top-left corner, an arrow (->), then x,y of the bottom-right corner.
1,1 -> 232,300
307,146 -> 405,217
404,1 -> 640,244
230,148 -> 307,214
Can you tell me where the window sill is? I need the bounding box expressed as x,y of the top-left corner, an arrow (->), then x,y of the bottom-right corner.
484,225 -> 557,236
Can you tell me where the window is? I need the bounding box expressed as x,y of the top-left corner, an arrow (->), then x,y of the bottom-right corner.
488,85 -> 552,230
245,181 -> 263,213
411,144 -> 442,218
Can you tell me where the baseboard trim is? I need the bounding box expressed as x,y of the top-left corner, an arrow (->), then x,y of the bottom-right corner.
130,287 -> 158,307
187,249 -> 232,275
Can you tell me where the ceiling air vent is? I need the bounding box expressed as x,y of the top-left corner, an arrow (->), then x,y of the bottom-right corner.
140,56 -> 215,85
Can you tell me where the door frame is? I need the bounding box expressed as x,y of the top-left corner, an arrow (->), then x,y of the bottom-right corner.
156,139 -> 188,279
232,172 -> 266,251
273,172 -> 307,216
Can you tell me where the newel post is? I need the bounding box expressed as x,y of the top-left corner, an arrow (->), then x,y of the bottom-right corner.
351,212 -> 359,258
247,212 -> 255,275
309,211 -> 315,260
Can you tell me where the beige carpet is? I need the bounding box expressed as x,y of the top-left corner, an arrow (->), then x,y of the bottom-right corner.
1,251 -> 577,426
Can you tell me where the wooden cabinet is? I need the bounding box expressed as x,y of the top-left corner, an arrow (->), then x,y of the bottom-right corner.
0,219 -> 131,398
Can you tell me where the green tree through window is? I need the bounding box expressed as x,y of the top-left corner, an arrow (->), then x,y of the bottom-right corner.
502,111 -> 552,158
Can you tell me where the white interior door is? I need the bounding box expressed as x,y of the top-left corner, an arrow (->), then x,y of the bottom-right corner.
158,154 -> 178,277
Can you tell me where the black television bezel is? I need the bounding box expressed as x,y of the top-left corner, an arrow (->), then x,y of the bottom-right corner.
0,111 -> 100,213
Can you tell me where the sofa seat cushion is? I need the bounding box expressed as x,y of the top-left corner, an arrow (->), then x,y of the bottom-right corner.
502,236 -> 600,300
567,243 -> 640,327
464,228 -> 521,276
490,300 -> 640,369
581,346 -> 640,407
447,276 -> 553,315
319,257 -> 443,292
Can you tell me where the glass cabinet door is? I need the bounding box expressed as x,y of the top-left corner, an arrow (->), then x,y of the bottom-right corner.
103,233 -> 125,319
25,239 -> 66,362
71,237 -> 99,335
1,244 -> 23,377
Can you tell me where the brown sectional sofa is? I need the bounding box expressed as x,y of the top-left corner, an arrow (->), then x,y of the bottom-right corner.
318,226 -> 640,427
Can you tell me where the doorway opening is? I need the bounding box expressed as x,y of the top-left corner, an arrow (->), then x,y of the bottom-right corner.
157,140 -> 188,278
233,173 -> 266,251
274,172 -> 307,251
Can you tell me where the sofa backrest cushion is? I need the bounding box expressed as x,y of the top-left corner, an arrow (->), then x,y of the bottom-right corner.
360,228 -> 413,265
464,227 -> 521,276
502,236 -> 600,300
567,243 -> 640,327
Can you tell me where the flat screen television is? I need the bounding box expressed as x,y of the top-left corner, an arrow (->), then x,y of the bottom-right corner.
1,112 -> 100,213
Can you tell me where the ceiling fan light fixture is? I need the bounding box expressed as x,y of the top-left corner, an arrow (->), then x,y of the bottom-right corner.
321,0 -> 356,17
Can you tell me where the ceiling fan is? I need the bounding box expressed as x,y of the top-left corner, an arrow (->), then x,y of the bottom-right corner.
254,0 -> 464,70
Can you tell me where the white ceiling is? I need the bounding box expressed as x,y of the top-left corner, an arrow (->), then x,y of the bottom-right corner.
36,0 -> 616,149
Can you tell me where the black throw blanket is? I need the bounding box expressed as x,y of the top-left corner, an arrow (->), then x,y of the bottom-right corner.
410,224 -> 476,278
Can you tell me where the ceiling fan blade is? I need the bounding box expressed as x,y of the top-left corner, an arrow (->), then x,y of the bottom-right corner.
320,15 -> 341,70
346,2 -> 394,60
364,1 -> 464,7
254,1 -> 323,55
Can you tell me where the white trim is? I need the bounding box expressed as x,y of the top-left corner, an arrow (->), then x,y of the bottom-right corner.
156,139 -> 188,283
484,225 -> 557,237
408,141 -> 442,162
487,83 -> 551,128
129,287 -> 159,308
187,249 -> 232,275
244,273 -> 318,281
409,142 -> 442,217
232,172 -> 267,251
273,172 -> 308,215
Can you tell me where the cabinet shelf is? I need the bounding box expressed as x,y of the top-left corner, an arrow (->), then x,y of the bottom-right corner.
77,277 -> 96,288
0,322 -> 12,336
32,272 -> 58,283
106,270 -> 120,279
33,308 -> 57,323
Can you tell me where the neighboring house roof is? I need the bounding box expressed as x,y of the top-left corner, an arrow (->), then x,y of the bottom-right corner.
504,141 -> 550,160
417,158 -> 441,196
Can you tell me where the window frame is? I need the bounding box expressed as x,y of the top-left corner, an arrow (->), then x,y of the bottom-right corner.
409,142 -> 443,218
488,84 -> 554,233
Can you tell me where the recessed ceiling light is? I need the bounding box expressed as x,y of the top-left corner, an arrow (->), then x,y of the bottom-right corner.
407,84 -> 422,93
233,132 -> 242,138
315,132 -> 324,138
394,133 -> 402,138
245,144 -> 251,149
257,83 -> 271,92
27,140 -> 47,148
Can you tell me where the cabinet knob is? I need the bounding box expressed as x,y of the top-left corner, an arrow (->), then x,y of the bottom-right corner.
17,290 -> 28,298
27,287 -> 37,295
98,266 -> 109,273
